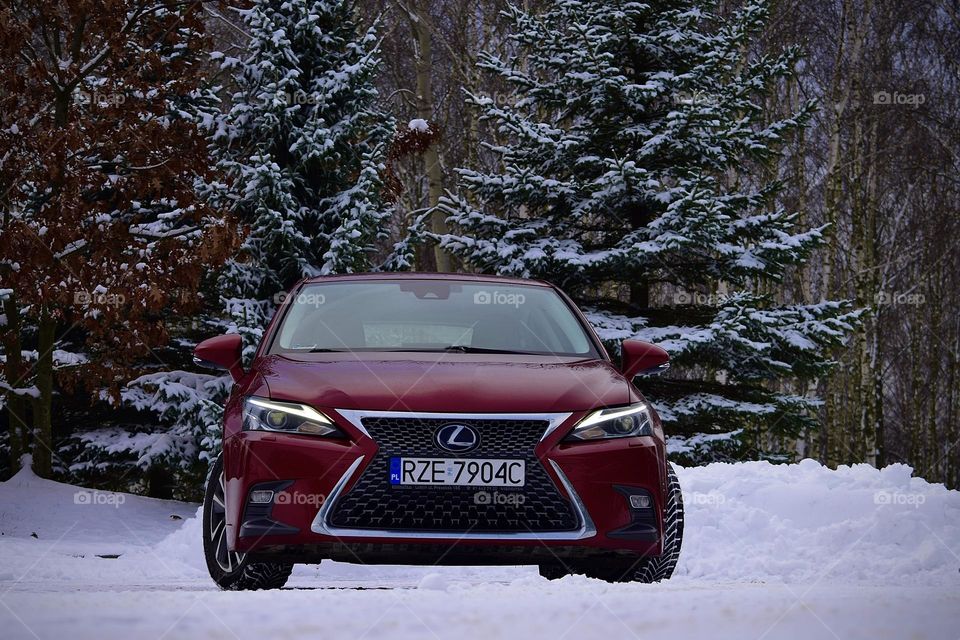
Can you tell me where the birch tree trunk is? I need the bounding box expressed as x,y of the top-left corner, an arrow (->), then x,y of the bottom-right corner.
820,0 -> 873,465
854,116 -> 881,466
404,0 -> 451,272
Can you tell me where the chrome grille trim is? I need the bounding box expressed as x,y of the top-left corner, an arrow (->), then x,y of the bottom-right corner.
334,409 -> 572,442
310,410 -> 596,541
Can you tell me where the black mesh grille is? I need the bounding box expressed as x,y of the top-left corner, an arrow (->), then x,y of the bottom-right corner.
328,416 -> 579,532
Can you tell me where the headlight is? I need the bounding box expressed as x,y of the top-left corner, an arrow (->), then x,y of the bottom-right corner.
564,403 -> 655,441
242,397 -> 345,437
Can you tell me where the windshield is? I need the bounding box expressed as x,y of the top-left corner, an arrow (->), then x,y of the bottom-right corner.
270,280 -> 598,357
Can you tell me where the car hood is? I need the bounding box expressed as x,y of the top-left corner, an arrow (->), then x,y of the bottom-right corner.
255,353 -> 632,413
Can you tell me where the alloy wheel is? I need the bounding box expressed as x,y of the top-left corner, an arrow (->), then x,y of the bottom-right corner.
209,472 -> 245,573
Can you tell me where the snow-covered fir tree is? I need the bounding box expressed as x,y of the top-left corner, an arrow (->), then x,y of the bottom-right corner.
437,0 -> 858,462
205,0 -> 394,460
64,371 -> 232,499
212,0 -> 394,341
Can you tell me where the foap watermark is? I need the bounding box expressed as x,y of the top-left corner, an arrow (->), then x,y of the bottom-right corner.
672,89 -> 719,107
875,291 -> 925,306
274,491 -> 326,507
274,291 -> 326,307
145,286 -> 198,306
673,290 -> 730,306
74,490 -> 126,508
874,490 -> 925,508
76,88 -> 126,108
873,90 -> 925,108
74,290 -> 125,307
473,290 -> 526,308
682,490 -> 727,507
486,92 -> 520,107
266,91 -> 320,106
474,490 -> 526,506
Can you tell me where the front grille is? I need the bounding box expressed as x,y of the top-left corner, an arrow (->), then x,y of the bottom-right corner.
328,417 -> 579,532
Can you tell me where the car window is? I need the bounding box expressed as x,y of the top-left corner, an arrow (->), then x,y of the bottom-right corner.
271,280 -> 596,357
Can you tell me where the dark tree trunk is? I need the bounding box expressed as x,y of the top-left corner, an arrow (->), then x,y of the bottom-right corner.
2,294 -> 27,473
32,309 -> 56,477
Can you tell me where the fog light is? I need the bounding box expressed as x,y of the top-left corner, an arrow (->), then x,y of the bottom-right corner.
249,490 -> 275,504
629,494 -> 651,509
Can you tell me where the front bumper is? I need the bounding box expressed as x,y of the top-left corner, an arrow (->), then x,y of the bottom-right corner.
222,409 -> 668,563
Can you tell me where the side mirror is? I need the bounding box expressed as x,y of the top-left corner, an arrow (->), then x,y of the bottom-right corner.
194,334 -> 245,382
621,339 -> 669,379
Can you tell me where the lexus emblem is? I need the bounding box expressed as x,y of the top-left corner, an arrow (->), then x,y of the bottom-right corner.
435,424 -> 480,453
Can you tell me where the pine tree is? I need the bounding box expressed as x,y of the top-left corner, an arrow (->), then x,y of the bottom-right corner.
63,370 -> 232,499
212,0 -> 394,340
437,0 -> 858,462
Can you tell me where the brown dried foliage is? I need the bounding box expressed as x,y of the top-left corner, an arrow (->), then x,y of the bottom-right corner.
0,0 -> 239,396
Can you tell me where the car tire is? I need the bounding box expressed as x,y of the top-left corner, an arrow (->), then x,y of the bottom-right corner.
577,462 -> 684,583
539,463 -> 684,584
202,455 -> 294,590
626,462 -> 684,583
538,564 -> 569,580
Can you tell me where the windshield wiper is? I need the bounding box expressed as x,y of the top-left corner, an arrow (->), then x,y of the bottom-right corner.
440,345 -> 536,355
306,346 -> 538,355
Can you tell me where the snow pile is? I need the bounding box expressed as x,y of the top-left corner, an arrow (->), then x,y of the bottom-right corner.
0,462 -> 195,544
142,459 -> 959,586
675,460 -> 960,585
0,462 -> 198,585
139,506 -> 207,577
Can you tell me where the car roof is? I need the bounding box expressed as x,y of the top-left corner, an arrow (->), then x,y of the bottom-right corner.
301,272 -> 553,287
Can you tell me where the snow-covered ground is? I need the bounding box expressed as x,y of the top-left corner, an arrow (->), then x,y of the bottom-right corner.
1,460 -> 958,639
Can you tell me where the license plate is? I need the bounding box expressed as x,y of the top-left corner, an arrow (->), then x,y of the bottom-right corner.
389,457 -> 525,487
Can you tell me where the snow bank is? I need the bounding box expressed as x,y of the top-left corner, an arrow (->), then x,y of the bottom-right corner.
141,506 -> 207,577
0,461 -> 195,544
0,462 -> 198,585
145,459 -> 959,586
675,460 -> 960,585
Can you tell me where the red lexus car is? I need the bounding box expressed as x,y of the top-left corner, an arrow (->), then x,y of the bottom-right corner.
194,273 -> 683,590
